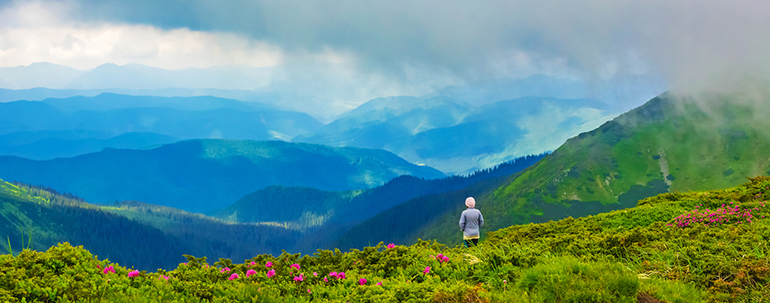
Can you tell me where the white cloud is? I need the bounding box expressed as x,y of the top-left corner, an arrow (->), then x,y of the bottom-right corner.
0,24 -> 286,70
0,1 -> 287,70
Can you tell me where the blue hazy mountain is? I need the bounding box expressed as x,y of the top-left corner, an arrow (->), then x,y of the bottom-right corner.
293,96 -> 475,149
0,88 -> 347,123
384,97 -> 617,173
0,132 -> 177,160
295,96 -> 618,174
428,73 -> 665,113
0,139 -> 445,213
0,94 -> 323,159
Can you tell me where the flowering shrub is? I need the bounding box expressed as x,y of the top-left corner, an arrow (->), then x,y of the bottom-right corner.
668,201 -> 767,228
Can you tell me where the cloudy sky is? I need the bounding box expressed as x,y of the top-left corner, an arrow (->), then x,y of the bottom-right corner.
1,0 -> 769,95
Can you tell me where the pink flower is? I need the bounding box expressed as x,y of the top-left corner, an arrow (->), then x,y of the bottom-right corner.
324,277 -> 328,282
503,280 -> 507,283
103,266 -> 115,274
441,256 -> 449,263
246,269 -> 257,277
329,272 -> 337,277
127,270 -> 140,278
387,243 -> 395,249
265,261 -> 273,268
291,263 -> 301,270
313,272 -> 318,277
307,289 -> 312,294
220,267 -> 231,273
359,278 -> 367,285
376,281 -> 382,286
250,261 -> 256,267
267,269 -> 276,278
228,273 -> 239,280
159,275 -> 169,281
181,262 -> 187,266
294,273 -> 305,282
337,272 -> 346,279
96,265 -> 101,269
423,266 -> 431,275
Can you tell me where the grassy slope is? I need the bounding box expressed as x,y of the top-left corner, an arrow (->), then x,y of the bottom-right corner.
2,178 -> 768,302
479,93 -> 770,235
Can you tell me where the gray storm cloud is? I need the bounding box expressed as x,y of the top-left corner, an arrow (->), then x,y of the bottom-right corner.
4,0 -> 770,93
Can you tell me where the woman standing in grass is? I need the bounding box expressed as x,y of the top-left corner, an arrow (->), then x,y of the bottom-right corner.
459,197 -> 484,247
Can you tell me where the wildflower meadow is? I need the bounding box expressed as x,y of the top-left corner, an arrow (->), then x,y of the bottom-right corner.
1,177 -> 769,302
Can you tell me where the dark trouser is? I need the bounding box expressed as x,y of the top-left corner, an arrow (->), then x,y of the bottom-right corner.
465,238 -> 478,247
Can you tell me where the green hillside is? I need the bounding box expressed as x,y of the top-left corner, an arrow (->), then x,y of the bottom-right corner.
479,92 -> 770,234
0,139 -> 444,213
2,177 -> 768,302
0,179 -> 300,270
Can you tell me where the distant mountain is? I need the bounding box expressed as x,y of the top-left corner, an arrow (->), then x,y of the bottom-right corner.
429,73 -> 666,113
296,96 -> 617,174
384,97 -> 617,173
293,96 -> 474,149
0,179 -> 299,270
0,94 -> 323,159
0,132 -> 177,160
0,139 -> 444,213
0,88 -> 348,123
0,63 -> 84,89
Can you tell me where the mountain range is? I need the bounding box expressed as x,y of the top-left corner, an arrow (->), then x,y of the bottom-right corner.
0,94 -> 323,159
0,139 -> 444,213
295,95 -> 618,174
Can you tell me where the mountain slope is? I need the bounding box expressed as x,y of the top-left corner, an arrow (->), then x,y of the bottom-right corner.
472,92 -> 770,235
0,139 -> 444,213
0,179 -> 299,270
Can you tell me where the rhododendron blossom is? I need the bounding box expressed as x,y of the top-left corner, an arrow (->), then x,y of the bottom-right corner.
265,261 -> 273,268
228,273 -> 239,280
359,278 -> 367,285
128,270 -> 140,278
387,243 -> 395,249
246,269 -> 257,277
267,269 -> 276,278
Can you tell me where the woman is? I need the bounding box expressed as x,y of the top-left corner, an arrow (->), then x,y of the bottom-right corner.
459,197 -> 484,247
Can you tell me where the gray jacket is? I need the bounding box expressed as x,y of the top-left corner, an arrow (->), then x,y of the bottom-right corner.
459,207 -> 484,237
